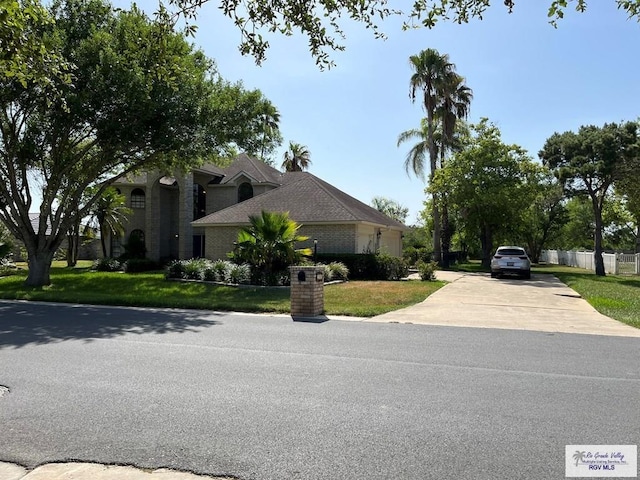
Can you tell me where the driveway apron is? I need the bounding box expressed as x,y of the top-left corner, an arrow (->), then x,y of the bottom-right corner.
369,272 -> 640,337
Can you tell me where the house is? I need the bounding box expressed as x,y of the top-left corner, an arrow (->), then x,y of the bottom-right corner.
111,154 -> 407,261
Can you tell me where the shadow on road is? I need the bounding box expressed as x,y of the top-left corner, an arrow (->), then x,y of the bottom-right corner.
0,301 -> 222,349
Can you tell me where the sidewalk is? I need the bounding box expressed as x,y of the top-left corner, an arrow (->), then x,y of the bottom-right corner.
0,462 -> 233,480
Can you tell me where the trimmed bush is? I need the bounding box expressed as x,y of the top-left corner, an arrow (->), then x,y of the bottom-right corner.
123,258 -> 161,273
316,253 -> 406,280
93,257 -> 123,272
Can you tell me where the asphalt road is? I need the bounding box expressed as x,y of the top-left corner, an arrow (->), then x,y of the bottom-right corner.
1,300 -> 639,480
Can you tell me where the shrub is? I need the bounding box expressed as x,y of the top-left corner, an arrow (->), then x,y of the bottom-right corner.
321,263 -> 333,282
328,261 -> 349,281
315,253 -> 405,280
228,263 -> 251,284
124,258 -> 160,273
377,253 -> 409,280
417,260 -> 439,281
403,246 -> 433,266
165,260 -> 187,279
212,259 -> 231,282
183,258 -> 209,280
93,257 -> 123,272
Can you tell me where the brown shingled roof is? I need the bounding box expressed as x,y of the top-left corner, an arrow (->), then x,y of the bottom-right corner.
193,172 -> 407,230
220,153 -> 283,185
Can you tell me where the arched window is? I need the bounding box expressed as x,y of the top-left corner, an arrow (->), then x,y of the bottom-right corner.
193,184 -> 206,220
131,188 -> 146,208
238,182 -> 253,203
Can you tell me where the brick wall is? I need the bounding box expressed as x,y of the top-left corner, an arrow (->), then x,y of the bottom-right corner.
205,226 -> 241,260
297,224 -> 357,254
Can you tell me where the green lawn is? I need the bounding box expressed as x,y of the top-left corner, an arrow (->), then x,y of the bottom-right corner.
3,261 -> 638,328
0,263 -> 444,318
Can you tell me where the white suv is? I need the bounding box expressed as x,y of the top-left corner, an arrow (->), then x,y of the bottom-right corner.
490,246 -> 531,279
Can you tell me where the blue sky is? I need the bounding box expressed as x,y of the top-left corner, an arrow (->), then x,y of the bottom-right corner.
134,1 -> 640,224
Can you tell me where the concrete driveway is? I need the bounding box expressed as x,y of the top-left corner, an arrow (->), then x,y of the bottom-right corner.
370,271 -> 640,337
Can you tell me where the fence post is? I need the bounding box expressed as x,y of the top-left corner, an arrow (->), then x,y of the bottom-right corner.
636,254 -> 640,275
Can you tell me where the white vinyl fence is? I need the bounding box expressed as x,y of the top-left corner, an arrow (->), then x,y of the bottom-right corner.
540,250 -> 640,275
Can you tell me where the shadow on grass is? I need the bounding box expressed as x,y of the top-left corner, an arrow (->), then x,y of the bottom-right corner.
0,300 -> 222,349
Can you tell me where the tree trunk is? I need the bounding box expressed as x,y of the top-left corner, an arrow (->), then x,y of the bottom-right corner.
593,206 -> 606,277
426,108 -> 442,265
25,248 -> 56,286
588,194 -> 606,277
441,200 -> 451,269
66,221 -> 80,267
480,226 -> 493,269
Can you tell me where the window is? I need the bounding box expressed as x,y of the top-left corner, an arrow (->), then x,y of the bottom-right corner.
111,235 -> 122,258
238,182 -> 253,203
193,184 -> 206,220
131,188 -> 145,208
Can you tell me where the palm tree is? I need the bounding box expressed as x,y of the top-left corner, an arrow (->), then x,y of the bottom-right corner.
407,48 -> 472,265
260,104 -> 281,161
435,73 -> 473,267
233,210 -> 312,285
408,48 -> 456,264
397,118 -> 430,180
281,141 -> 312,172
90,187 -> 132,258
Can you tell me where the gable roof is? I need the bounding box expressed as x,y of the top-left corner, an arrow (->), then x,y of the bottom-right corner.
193,172 -> 407,230
220,153 -> 283,185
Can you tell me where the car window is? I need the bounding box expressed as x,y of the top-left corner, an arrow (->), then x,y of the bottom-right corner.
496,248 -> 526,256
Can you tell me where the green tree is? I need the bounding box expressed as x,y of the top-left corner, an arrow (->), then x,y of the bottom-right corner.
231,210 -> 312,285
407,48 -> 459,265
516,172 -> 567,263
431,119 -> 542,267
165,1 -> 640,68
435,76 -> 472,267
281,142 -> 312,172
90,187 -> 132,259
0,0 -> 71,88
0,0 -> 278,287
405,49 -> 472,266
539,121 -> 639,275
370,196 -> 409,223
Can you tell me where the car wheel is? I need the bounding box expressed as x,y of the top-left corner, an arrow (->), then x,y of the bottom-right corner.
523,271 -> 531,280
491,272 -> 498,278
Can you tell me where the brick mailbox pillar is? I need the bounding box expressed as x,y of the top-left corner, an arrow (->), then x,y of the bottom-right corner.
289,266 -> 325,317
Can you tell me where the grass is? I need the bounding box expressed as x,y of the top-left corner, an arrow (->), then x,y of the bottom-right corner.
0,262 -> 445,318
3,261 -> 638,327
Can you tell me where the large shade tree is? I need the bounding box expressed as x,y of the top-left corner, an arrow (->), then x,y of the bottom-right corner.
539,121 -> 639,276
0,0 -> 280,286
431,119 -> 543,267
163,1 -> 640,68
5,1 -> 640,76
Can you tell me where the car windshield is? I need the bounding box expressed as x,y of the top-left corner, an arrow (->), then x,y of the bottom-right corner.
496,248 -> 525,256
